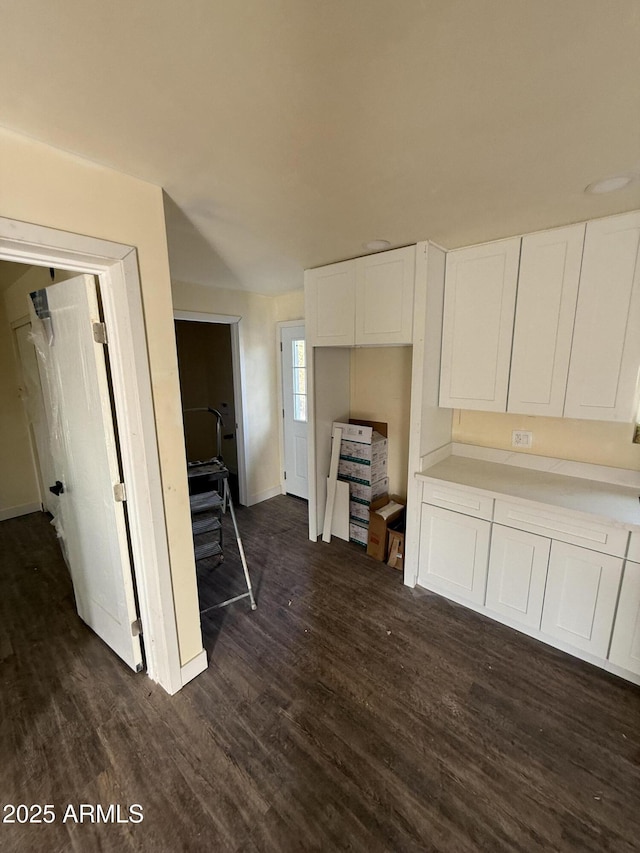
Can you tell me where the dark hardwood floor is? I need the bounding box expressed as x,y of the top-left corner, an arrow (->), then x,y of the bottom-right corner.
1,496 -> 640,852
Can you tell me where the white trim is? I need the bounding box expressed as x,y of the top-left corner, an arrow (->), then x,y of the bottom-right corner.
173,309 -> 248,506
0,502 -> 42,522
174,309 -> 241,324
180,648 -> 208,687
247,484 -> 283,506
0,216 -> 185,695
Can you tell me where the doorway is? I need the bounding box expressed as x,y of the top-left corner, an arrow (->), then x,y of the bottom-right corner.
0,219 -> 191,694
174,310 -> 248,506
279,323 -> 308,500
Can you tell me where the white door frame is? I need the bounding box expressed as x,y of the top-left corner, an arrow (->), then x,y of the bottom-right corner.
0,216 -> 184,694
173,309 -> 248,506
276,321 -> 306,495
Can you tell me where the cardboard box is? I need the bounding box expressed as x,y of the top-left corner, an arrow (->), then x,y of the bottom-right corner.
349,499 -> 370,524
367,495 -> 406,562
340,433 -> 388,464
338,456 -> 388,483
349,477 -> 389,504
349,520 -> 368,547
387,530 -> 404,571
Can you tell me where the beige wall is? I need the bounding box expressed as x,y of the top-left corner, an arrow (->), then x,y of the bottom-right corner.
172,280 -> 283,503
350,347 -> 413,499
453,410 -> 640,470
0,126 -> 202,667
274,289 -> 304,322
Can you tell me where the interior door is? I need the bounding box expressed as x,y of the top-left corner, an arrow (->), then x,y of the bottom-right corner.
281,325 -> 308,499
29,274 -> 143,672
14,321 -> 55,513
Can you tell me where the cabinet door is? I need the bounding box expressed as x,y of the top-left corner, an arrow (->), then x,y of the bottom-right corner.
439,238 -> 520,411
304,261 -> 356,347
608,561 -> 640,676
507,224 -> 584,416
485,525 -> 550,630
354,246 -> 415,345
564,211 -> 640,421
541,541 -> 623,658
418,504 -> 490,605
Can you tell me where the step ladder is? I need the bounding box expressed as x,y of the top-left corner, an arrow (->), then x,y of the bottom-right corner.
185,408 -> 257,614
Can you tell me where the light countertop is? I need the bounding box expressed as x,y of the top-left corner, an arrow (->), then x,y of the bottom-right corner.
417,455 -> 640,530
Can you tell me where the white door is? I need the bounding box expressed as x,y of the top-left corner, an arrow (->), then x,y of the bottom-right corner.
281,325 -> 308,499
14,321 -> 56,514
29,275 -> 144,672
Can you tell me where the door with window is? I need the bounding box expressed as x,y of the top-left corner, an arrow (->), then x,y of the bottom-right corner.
281,325 -> 308,499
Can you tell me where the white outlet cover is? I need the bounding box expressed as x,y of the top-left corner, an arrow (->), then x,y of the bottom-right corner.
512,430 -> 533,449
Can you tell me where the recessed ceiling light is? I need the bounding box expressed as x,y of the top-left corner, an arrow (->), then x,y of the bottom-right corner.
585,174 -> 637,194
363,239 -> 391,252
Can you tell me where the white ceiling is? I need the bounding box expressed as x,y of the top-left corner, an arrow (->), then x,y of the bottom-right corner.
1,1 -> 639,294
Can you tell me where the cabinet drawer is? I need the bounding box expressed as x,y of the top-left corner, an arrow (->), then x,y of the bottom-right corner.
422,481 -> 493,520
628,532 -> 640,563
494,500 -> 629,557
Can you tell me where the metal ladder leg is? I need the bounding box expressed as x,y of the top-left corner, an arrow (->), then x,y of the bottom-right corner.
225,479 -> 257,611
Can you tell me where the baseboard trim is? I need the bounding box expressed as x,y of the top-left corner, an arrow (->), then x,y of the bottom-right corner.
0,502 -> 42,522
246,485 -> 283,506
180,649 -> 208,687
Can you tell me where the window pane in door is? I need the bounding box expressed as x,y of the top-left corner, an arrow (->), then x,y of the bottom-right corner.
294,394 -> 307,422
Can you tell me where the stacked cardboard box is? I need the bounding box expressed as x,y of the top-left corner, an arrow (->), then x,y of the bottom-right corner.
333,421 -> 389,546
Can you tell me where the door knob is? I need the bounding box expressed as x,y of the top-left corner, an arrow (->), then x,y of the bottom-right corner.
49,480 -> 64,496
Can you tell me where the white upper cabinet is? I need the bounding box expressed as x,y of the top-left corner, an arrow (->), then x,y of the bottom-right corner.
564,211 -> 640,421
507,224 -> 585,417
305,246 -> 415,347
354,246 -> 415,345
305,260 -> 356,347
439,238 -> 520,411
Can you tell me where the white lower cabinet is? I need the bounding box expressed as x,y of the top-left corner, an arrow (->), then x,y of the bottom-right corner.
540,541 -> 623,658
485,525 -> 550,630
418,504 -> 490,605
608,561 -> 640,676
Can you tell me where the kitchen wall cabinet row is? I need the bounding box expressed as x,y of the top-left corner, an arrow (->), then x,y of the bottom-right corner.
439,210 -> 640,422
305,245 -> 416,347
418,478 -> 640,682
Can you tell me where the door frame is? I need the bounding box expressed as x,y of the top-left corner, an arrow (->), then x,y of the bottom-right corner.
276,320 -> 305,496
173,309 -> 248,506
0,216 -> 184,694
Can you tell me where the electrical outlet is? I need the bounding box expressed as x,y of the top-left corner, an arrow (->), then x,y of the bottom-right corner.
512,430 -> 533,449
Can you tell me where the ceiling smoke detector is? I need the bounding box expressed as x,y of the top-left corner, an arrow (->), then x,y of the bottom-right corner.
585,174 -> 638,194
363,239 -> 391,252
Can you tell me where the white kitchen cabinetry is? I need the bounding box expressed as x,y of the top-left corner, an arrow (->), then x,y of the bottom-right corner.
355,247 -> 415,345
439,238 -> 520,411
305,246 -> 415,348
305,260 -> 356,347
507,224 -> 584,417
540,541 -> 623,658
485,524 -> 550,630
564,210 -> 640,422
608,561 -> 640,676
418,504 -> 490,605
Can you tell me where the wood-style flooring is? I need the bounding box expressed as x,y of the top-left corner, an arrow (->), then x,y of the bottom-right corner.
1,496 -> 640,852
